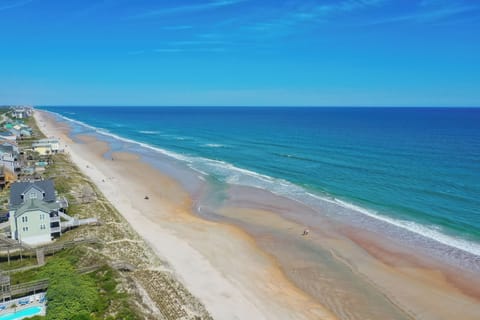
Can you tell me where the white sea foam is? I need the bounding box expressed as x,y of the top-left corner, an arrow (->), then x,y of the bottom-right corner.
185,157 -> 480,259
333,199 -> 480,257
203,143 -> 224,148
47,111 -> 192,162
46,109 -> 480,258
139,130 -> 159,135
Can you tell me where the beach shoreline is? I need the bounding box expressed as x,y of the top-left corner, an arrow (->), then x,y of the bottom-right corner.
35,109 -> 480,320
34,111 -> 334,319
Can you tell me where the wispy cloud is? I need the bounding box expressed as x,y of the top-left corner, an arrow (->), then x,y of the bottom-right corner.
0,0 -> 34,11
162,25 -> 193,31
367,0 -> 479,25
152,39 -> 228,54
129,0 -> 478,57
153,47 -> 226,53
419,0 -> 448,7
168,40 -> 227,46
130,0 -> 246,19
242,0 -> 386,37
153,48 -> 185,53
243,0 -> 477,33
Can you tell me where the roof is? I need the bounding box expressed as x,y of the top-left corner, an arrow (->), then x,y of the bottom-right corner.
33,139 -> 58,147
0,140 -> 18,146
14,198 -> 60,218
32,142 -> 51,148
32,139 -> 58,147
0,145 -> 14,154
38,138 -> 58,143
9,180 -> 56,208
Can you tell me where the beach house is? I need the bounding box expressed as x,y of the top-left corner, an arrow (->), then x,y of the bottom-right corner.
1,141 -> 19,154
9,180 -> 65,246
32,138 -> 60,156
0,143 -> 20,173
20,128 -> 32,138
0,132 -> 16,142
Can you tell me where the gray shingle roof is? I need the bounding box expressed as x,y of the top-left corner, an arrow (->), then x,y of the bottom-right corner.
14,198 -> 60,218
9,180 -> 56,208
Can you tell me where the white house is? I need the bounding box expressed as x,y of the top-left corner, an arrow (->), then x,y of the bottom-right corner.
32,138 -> 61,156
9,180 -> 65,246
0,144 -> 19,173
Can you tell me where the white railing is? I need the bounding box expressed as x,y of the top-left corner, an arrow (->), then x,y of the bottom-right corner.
50,226 -> 61,233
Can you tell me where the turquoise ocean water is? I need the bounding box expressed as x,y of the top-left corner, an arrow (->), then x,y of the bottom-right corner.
40,107 -> 480,259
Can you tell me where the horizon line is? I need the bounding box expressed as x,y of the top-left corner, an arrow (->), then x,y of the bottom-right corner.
31,105 -> 480,108
3,105 -> 480,109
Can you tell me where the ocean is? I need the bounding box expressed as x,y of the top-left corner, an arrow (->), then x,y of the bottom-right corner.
39,106 -> 480,258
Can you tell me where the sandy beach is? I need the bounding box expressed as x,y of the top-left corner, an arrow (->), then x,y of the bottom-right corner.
34,110 -> 480,320
34,111 -> 334,319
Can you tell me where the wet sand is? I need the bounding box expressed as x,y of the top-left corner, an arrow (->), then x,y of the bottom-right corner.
35,110 -> 480,320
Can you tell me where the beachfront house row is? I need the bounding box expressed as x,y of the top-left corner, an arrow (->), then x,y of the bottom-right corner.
2,120 -> 33,138
9,180 -> 66,246
32,138 -> 60,156
11,107 -> 32,119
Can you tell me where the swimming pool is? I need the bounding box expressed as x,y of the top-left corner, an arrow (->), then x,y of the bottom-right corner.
0,306 -> 43,320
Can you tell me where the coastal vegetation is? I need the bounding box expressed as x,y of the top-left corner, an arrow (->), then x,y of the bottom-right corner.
12,248 -> 138,320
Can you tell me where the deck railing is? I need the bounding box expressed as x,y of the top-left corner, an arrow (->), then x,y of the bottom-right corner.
50,226 -> 61,233
0,278 -> 48,300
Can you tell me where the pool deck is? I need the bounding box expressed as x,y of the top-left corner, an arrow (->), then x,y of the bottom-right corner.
0,293 -> 46,318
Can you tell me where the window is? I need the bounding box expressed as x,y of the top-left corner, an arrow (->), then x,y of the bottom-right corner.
40,224 -> 46,230
21,216 -> 28,223
29,192 -> 37,199
22,226 -> 29,232
40,214 -> 45,220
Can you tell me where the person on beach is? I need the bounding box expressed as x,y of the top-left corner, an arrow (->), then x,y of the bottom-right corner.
302,228 -> 309,236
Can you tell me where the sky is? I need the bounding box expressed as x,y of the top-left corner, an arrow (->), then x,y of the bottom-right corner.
0,0 -> 479,106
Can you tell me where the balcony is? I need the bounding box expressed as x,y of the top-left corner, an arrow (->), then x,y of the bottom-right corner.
50,216 -> 60,223
50,226 -> 61,234
57,197 -> 69,209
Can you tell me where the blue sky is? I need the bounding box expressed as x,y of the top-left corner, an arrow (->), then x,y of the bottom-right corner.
0,0 -> 479,106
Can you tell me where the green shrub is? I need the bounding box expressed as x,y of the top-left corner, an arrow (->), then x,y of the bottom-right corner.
37,258 -> 98,320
